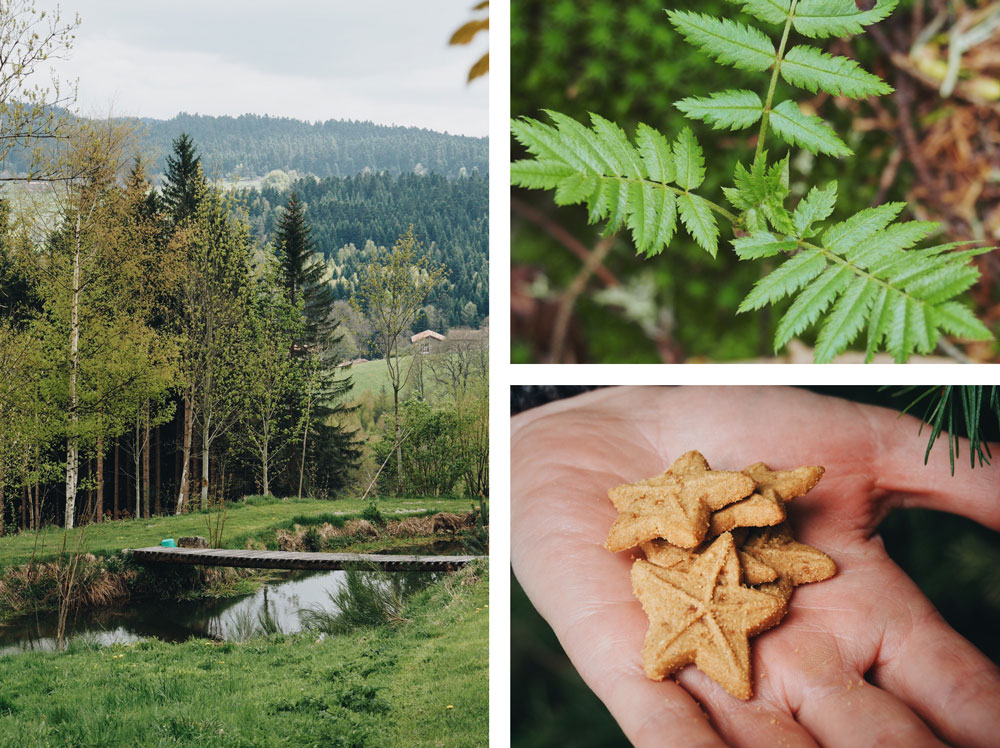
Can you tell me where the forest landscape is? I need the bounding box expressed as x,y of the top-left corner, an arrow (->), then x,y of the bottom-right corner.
0,1 -> 489,746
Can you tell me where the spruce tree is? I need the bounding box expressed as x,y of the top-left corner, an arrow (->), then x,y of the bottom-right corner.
273,193 -> 360,497
274,193 -> 336,346
162,133 -> 204,224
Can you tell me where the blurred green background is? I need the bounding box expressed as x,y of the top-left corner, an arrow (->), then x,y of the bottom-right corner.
510,386 -> 1000,746
510,0 -> 999,363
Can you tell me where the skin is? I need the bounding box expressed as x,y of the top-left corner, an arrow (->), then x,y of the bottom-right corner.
511,386 -> 1000,748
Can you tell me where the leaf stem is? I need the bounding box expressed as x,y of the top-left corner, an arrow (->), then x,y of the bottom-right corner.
755,0 -> 799,161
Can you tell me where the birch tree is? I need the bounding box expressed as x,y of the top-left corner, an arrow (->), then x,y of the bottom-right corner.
352,226 -> 447,493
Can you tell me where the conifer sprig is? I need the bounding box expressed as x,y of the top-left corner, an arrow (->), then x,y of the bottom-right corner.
510,0 -> 995,362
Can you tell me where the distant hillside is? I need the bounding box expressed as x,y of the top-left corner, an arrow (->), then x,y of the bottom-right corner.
240,170 -> 488,328
2,111 -> 488,180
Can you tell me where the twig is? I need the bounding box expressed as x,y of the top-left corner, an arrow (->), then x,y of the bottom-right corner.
360,428 -> 412,503
511,196 -> 619,287
549,235 -> 617,363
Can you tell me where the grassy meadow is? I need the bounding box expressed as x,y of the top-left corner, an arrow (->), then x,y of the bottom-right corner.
0,496 -> 470,568
0,561 -> 489,748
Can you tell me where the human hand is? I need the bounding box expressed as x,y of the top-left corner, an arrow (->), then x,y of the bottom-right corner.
511,386 -> 1000,748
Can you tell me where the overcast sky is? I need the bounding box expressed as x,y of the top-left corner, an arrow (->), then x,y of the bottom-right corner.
39,0 -> 488,137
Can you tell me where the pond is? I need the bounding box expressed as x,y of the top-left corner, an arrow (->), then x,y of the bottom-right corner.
0,541 -> 462,655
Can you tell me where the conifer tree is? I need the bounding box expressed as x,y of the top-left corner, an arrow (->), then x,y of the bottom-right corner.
274,193 -> 336,346
272,193 -> 360,497
162,133 -> 204,224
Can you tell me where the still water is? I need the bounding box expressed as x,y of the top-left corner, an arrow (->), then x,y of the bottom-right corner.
0,542 -> 458,654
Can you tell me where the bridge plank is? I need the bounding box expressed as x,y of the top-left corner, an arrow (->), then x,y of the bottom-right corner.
128,547 -> 482,572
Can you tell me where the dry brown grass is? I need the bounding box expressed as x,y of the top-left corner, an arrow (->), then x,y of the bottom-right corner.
344,519 -> 378,537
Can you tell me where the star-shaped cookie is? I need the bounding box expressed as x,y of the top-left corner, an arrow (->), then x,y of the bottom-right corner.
740,522 -> 837,601
640,538 -> 778,585
708,462 -> 825,536
606,451 -> 755,551
631,532 -> 786,699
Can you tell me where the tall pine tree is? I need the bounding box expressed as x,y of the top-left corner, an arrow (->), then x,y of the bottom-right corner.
272,193 -> 360,497
162,133 -> 204,224
274,193 -> 336,347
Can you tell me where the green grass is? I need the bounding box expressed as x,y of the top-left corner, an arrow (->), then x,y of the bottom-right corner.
346,355 -> 457,403
0,562 -> 489,748
0,496 -> 469,569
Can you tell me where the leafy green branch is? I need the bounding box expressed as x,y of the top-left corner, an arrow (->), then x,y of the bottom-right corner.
510,0 -> 996,362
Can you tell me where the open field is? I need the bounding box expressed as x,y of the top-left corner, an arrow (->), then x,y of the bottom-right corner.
0,496 -> 470,568
0,561 -> 488,748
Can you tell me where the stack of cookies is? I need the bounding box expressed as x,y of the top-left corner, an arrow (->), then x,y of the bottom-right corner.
605,450 -> 836,700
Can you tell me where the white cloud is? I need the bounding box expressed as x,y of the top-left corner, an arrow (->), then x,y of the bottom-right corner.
41,0 -> 488,136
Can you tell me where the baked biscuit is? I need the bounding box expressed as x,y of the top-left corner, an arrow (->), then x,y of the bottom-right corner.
606,451 -> 755,551
709,462 -> 825,536
631,533 -> 786,699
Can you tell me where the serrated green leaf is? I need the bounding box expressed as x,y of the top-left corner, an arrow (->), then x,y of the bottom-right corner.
886,296 -> 930,362
588,179 -> 621,225
510,160 -> 578,190
814,275 -> 877,362
635,123 -> 675,184
553,173 -> 598,206
541,111 -> 619,175
512,117 -> 590,171
936,302 -> 993,341
732,232 -> 798,259
823,202 -> 904,255
769,100 -> 852,157
677,193 -> 720,257
590,113 -> 645,178
728,0 -> 792,26
794,0 -> 898,39
509,112 -> 711,257
903,261 -> 980,305
647,189 -> 678,257
667,11 -> 777,72
849,220 -> 937,268
774,264 -> 852,348
738,249 -> 827,312
792,182 -> 838,237
627,181 -> 659,254
864,286 -> 891,361
781,45 -> 893,98
675,90 -> 764,131
673,128 -> 706,191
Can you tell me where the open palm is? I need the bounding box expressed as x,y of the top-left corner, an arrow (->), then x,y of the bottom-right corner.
511,387 -> 1000,748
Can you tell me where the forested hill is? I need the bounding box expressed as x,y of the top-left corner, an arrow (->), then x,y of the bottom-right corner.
240,170 -> 489,328
0,112 -> 487,180
140,114 -> 487,179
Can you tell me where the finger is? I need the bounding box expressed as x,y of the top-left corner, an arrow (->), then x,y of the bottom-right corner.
675,665 -> 820,748
859,400 -> 1000,531
511,408 -> 726,747
594,666 -> 729,748
789,666 -> 947,748
872,605 -> 1000,748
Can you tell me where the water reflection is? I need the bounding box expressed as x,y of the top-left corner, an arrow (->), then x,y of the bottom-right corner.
0,566 -> 441,655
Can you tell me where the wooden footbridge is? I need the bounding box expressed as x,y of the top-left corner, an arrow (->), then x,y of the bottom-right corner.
129,546 -> 482,572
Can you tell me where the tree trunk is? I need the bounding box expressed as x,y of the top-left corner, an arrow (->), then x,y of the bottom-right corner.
96,431 -> 104,522
298,387 -> 312,500
0,458 -> 5,537
154,423 -> 161,515
21,483 -> 26,532
33,445 -> 39,530
134,418 -> 141,519
113,439 -> 120,521
262,438 -> 269,497
176,391 -> 193,515
65,215 -> 82,529
143,400 -> 151,519
394,385 -> 402,495
200,418 -> 210,509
